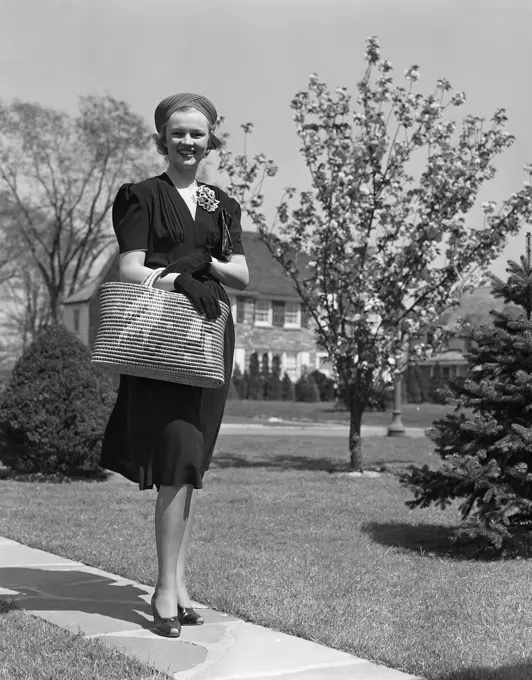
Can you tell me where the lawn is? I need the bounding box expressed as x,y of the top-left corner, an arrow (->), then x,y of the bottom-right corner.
0,599 -> 168,680
2,435 -> 532,680
223,399 -> 458,429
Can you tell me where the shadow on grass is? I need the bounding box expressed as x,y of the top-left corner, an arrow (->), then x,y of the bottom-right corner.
0,566 -> 152,630
436,663 -> 532,680
211,451 -> 352,473
211,450 -> 421,474
362,521 -> 532,562
0,467 -> 111,484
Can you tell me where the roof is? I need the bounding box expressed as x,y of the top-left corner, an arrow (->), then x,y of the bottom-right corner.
63,253 -> 118,304
63,231 -> 309,305
424,350 -> 467,365
437,285 -> 518,329
228,231 -> 310,299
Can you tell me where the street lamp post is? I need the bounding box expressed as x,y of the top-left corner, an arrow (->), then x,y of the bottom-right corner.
387,373 -> 406,437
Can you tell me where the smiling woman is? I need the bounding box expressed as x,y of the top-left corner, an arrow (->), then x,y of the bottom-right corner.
99,92 -> 249,639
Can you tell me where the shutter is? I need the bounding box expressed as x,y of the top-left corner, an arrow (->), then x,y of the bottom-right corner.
236,296 -> 245,323
272,301 -> 285,327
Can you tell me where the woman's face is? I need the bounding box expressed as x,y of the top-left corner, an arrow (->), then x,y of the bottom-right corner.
165,109 -> 210,173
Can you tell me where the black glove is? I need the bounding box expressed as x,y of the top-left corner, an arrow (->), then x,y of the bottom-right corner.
173,273 -> 221,320
160,250 -> 211,277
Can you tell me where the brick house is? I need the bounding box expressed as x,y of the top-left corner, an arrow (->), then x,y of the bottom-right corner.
62,231 -> 328,380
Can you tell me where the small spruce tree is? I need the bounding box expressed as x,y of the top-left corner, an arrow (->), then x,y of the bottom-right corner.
401,235 -> 532,551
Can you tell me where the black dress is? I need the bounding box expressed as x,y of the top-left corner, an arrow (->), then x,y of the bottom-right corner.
100,173 -> 245,490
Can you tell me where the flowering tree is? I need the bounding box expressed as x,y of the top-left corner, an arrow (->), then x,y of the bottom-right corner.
219,37 -> 532,470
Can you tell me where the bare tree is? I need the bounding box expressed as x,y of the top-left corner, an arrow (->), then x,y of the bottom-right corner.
0,95 -> 157,323
1,261 -> 51,354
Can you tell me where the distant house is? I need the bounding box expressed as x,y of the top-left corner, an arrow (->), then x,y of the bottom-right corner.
400,285 -> 515,402
63,234 -> 510,393
426,284 -> 510,376
62,231 -> 328,381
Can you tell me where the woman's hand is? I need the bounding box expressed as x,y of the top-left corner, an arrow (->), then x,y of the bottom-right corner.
173,274 -> 221,320
159,250 -> 212,277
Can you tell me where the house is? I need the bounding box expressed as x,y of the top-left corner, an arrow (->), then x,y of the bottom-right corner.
63,231 -> 510,393
426,284 -> 511,376
401,284 -> 515,402
62,231 -> 328,381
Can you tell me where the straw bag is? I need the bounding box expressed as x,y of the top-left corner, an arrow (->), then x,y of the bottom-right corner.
91,268 -> 229,388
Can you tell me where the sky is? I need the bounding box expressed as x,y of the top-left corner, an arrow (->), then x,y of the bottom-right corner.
2,0 -> 531,278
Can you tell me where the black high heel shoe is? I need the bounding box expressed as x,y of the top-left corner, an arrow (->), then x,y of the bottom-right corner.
151,594 -> 181,638
178,605 -> 204,626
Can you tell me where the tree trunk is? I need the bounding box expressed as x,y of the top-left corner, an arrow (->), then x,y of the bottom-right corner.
349,410 -> 363,471
49,288 -> 62,325
347,382 -> 364,471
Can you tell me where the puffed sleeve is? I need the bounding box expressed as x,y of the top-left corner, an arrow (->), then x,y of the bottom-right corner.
112,184 -> 150,253
226,196 -> 245,256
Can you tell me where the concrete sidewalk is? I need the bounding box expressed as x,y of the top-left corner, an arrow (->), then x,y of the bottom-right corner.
219,422 -> 426,438
0,536 -> 424,680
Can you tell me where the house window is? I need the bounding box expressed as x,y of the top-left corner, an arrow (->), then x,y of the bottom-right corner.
284,302 -> 301,328
272,301 -> 285,327
236,296 -> 255,324
283,351 -> 298,380
73,308 -> 80,332
254,300 -> 272,326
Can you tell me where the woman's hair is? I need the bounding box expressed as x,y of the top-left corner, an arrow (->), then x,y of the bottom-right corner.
152,106 -> 222,158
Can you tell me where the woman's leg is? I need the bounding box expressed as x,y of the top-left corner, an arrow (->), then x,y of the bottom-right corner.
154,484 -> 194,618
175,488 -> 198,607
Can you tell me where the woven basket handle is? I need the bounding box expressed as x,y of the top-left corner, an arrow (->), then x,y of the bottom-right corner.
140,268 -> 166,288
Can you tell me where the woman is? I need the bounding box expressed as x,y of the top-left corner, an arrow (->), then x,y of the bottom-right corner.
100,93 -> 249,638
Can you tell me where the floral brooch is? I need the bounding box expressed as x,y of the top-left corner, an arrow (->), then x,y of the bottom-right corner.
195,185 -> 219,212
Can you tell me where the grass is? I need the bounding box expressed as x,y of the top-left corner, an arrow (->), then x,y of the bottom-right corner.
223,399 -> 458,429
2,435 -> 532,680
0,600 -> 169,680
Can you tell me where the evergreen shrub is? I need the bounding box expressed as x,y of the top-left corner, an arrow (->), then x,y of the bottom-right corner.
231,364 -> 245,399
311,370 -> 336,401
281,372 -> 295,401
265,354 -> 283,400
247,352 -> 262,400
0,325 -> 115,477
295,372 -> 320,402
